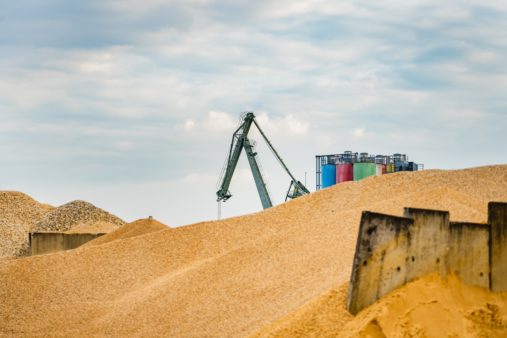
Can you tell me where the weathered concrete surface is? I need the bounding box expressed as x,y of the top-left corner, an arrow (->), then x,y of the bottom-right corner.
489,202 -> 507,292
30,232 -> 105,256
347,202 -> 507,314
403,208 -> 450,280
448,222 -> 489,288
347,211 -> 414,315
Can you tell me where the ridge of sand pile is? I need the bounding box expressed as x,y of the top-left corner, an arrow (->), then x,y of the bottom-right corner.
33,200 -> 125,232
252,274 -> 507,338
0,191 -> 54,258
85,218 -> 169,246
65,221 -> 121,234
1,165 -> 507,336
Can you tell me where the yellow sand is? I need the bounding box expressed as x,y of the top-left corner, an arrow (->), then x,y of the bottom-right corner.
253,274 -> 507,337
65,221 -> 121,234
0,165 -> 507,337
85,218 -> 169,246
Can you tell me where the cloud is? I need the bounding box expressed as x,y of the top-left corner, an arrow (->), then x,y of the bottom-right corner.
204,111 -> 238,132
352,128 -> 365,139
183,119 -> 196,131
179,111 -> 309,137
1,1 -> 507,225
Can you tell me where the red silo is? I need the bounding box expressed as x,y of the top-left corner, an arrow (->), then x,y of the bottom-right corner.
336,163 -> 354,183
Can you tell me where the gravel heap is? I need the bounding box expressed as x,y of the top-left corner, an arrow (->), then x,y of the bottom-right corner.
0,192 -> 53,258
33,200 -> 125,232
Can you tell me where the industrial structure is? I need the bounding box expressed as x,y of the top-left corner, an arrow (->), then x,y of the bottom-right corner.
216,112 -> 309,210
316,151 -> 423,190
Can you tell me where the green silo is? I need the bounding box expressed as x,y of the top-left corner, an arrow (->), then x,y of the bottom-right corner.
353,163 -> 376,181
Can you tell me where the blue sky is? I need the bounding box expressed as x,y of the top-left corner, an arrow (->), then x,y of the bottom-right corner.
1,1 -> 506,226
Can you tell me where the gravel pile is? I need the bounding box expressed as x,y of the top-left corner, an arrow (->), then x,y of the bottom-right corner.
0,192 -> 53,258
33,200 -> 125,232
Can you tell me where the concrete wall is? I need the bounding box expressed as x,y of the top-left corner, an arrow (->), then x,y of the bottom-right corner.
30,232 -> 105,256
403,208 -> 449,280
448,222 -> 489,288
490,202 -> 507,292
347,202 -> 507,314
347,211 -> 414,315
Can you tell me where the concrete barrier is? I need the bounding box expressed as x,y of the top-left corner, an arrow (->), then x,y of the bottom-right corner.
490,202 -> 507,292
347,211 -> 414,315
448,222 -> 489,288
403,208 -> 449,280
347,202 -> 507,314
30,232 -> 105,256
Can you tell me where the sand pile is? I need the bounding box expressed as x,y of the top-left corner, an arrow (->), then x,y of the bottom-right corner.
253,273 -> 507,337
0,192 -> 53,258
85,218 -> 169,246
33,200 -> 125,232
65,221 -> 121,234
1,165 -> 507,336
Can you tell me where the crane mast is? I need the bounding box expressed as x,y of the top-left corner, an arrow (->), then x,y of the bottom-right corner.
216,112 -> 309,209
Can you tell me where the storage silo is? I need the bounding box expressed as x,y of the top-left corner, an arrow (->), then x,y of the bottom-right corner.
353,163 -> 376,181
385,163 -> 394,173
336,163 -> 353,183
322,164 -> 336,188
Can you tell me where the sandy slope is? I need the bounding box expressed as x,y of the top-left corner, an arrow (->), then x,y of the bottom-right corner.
254,274 -> 507,337
1,166 -> 507,336
85,218 -> 169,246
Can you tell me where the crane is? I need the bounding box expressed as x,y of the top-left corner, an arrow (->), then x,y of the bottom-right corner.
216,112 -> 310,210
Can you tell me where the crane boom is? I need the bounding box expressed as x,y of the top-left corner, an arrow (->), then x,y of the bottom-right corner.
216,112 -> 256,203
252,119 -> 310,198
243,138 -> 272,209
216,112 -> 309,209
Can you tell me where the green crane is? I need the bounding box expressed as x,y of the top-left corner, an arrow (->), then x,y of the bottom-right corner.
216,112 -> 310,209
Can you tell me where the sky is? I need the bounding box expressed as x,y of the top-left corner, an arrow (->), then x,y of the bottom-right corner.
1,0 -> 506,226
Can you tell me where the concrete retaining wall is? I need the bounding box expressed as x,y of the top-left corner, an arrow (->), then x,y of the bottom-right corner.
347,201 -> 507,314
347,212 -> 414,315
30,232 -> 105,256
403,208 -> 449,280
490,202 -> 507,292
448,222 -> 489,288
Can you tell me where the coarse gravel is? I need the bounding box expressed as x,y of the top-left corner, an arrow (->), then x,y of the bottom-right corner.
33,200 -> 125,232
1,195 -> 125,259
0,192 -> 53,258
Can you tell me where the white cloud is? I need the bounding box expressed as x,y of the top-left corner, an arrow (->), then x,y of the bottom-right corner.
183,172 -> 217,183
183,119 -> 196,131
285,114 -> 310,134
253,112 -> 309,135
261,1 -> 373,19
179,111 -> 309,137
353,128 -> 365,139
112,141 -> 137,151
1,0 -> 507,225
468,51 -> 497,63
204,111 -> 238,132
